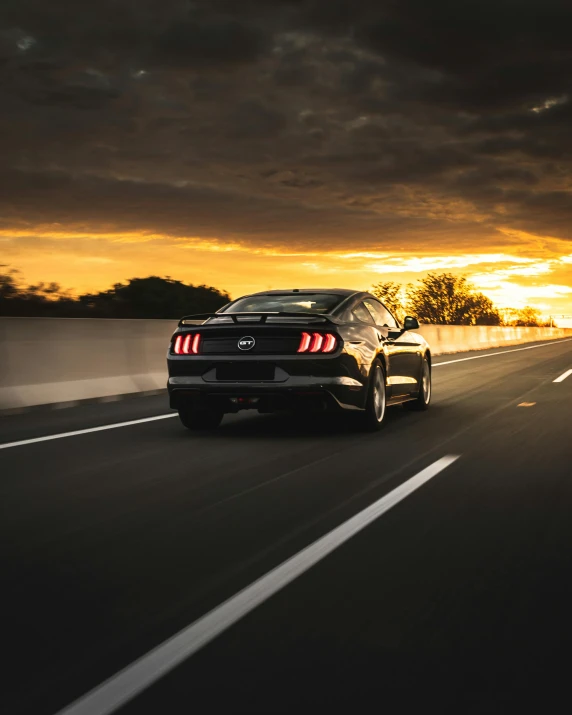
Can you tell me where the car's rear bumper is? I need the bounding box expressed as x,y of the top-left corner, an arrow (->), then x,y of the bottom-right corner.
168,375 -> 365,413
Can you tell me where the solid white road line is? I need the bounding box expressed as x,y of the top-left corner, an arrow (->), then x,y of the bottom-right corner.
553,368 -> 572,383
0,414 -> 177,450
433,338 -> 572,367
56,454 -> 460,715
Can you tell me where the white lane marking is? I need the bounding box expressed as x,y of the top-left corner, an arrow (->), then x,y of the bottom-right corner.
433,338 -> 572,367
0,414 -> 177,450
553,368 -> 572,383
56,454 -> 460,715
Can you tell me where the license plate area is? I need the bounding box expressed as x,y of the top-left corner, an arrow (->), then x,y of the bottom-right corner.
215,363 -> 275,381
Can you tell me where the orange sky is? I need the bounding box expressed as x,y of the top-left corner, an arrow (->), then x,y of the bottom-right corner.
3,226 -> 572,326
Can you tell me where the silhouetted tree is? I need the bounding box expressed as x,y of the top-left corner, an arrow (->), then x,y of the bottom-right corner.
370,281 -> 406,322
501,306 -> 548,327
0,268 -> 74,316
406,273 -> 502,325
78,276 -> 230,319
0,268 -> 19,300
0,269 -> 230,319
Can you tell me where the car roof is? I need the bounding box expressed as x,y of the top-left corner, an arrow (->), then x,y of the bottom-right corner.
219,289 -> 382,317
246,288 -> 359,297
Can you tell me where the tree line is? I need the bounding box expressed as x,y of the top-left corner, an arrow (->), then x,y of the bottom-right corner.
0,269 -> 230,319
0,266 -> 552,326
371,273 -> 553,327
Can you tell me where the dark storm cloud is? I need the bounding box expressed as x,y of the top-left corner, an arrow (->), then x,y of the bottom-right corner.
2,0 -> 572,247
301,0 -> 572,109
0,167 -> 498,251
228,100 -> 287,139
0,1 -> 273,70
0,166 -> 382,238
155,17 -> 269,67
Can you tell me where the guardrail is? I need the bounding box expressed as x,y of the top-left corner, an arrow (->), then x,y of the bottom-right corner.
1,317 -> 570,410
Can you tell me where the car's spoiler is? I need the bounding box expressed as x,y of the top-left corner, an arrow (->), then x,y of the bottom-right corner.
178,312 -> 340,327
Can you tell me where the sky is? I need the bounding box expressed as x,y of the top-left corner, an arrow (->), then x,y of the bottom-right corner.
1,0 -> 572,321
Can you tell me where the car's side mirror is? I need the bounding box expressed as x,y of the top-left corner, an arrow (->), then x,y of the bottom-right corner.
403,316 -> 419,331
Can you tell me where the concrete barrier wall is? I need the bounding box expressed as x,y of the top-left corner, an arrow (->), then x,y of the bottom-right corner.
1,317 -> 571,410
0,317 -> 177,410
416,324 -> 572,355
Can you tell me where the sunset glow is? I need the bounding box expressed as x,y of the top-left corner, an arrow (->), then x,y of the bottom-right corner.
2,0 -> 571,326
3,225 -> 572,321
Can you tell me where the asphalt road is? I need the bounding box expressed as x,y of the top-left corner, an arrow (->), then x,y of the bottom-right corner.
1,338 -> 572,714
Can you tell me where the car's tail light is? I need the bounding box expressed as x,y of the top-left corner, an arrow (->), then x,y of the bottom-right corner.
297,332 -> 338,354
322,333 -> 337,353
309,333 -> 324,353
297,332 -> 312,353
173,333 -> 201,354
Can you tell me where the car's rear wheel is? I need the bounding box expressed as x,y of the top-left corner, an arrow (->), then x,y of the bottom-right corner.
360,359 -> 387,431
178,407 -> 223,430
405,355 -> 431,411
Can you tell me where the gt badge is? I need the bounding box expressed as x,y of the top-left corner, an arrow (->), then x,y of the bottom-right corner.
238,336 -> 256,351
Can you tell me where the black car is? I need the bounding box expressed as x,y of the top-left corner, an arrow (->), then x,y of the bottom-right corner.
167,288 -> 431,431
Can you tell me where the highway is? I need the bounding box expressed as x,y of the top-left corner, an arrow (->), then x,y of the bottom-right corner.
1,338 -> 572,714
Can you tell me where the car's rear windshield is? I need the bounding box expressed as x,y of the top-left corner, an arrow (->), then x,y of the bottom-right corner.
223,293 -> 345,314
